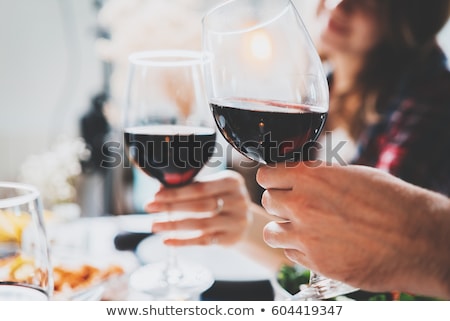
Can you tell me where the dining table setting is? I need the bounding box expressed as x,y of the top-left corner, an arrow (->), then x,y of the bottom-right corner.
0,0 -> 327,301
1,164 -> 332,302
0,190 -> 444,302
2,0 -> 447,308
0,194 -> 289,301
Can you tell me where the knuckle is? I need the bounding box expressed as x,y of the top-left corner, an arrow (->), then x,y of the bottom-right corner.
195,219 -> 211,230
233,213 -> 247,226
192,181 -> 208,195
222,176 -> 241,190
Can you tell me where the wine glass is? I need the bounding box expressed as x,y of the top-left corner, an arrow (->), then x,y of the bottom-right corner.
202,0 -> 357,300
0,182 -> 53,300
123,50 -> 215,300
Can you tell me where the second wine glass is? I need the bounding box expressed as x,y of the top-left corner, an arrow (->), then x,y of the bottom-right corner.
123,50 -> 215,300
0,182 -> 53,300
202,0 -> 357,300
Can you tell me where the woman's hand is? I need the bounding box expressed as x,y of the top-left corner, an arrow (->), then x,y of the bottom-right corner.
145,170 -> 251,247
256,162 -> 450,299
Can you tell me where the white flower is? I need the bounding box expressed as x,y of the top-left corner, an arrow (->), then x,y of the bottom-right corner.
18,136 -> 90,207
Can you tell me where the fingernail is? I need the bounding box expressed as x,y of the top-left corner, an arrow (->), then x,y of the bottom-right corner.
152,223 -> 164,233
145,202 -> 161,212
163,239 -> 178,246
154,190 -> 171,200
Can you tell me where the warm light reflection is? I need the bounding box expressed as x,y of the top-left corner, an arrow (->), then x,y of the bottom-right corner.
249,30 -> 273,61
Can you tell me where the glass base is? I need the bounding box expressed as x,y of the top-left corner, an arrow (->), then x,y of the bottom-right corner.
129,260 -> 214,300
293,275 -> 358,300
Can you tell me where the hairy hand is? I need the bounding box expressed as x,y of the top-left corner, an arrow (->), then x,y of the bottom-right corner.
257,162 -> 450,299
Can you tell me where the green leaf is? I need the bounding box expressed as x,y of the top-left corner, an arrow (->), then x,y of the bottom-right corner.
276,264 -> 310,295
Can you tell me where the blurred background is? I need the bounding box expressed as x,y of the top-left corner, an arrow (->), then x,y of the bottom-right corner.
1,0 -> 449,217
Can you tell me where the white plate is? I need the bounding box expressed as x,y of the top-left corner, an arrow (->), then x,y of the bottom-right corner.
117,214 -> 164,233
50,251 -> 137,301
135,234 -> 272,282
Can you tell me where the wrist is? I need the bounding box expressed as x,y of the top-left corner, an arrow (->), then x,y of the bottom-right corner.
406,191 -> 450,299
426,193 -> 450,299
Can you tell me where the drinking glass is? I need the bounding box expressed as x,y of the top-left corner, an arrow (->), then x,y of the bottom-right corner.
202,0 -> 357,300
0,182 -> 53,300
123,50 -> 215,300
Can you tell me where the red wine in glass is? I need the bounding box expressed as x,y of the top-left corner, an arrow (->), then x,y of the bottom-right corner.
124,50 -> 216,300
210,98 -> 327,164
203,0 -> 357,300
124,125 -> 216,187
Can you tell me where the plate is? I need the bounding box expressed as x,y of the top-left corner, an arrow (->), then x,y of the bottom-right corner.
135,234 -> 273,282
50,253 -> 135,301
44,217 -> 139,300
117,214 -> 163,233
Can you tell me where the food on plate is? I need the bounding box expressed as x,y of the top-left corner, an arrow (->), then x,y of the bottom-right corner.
53,262 -> 124,293
0,254 -> 41,284
0,254 -> 125,296
0,210 -> 53,242
0,211 -> 30,242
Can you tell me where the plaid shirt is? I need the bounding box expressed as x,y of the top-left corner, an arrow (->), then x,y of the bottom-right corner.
351,47 -> 450,196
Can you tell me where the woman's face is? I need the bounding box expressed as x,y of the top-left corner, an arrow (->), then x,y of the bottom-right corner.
316,0 -> 384,58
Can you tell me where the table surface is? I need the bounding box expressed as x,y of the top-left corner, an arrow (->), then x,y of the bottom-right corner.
48,203 -> 290,300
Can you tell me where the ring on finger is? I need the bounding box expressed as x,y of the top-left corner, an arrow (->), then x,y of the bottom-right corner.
215,196 -> 224,213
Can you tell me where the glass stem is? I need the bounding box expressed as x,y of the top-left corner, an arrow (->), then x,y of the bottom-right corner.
309,271 -> 325,285
164,210 -> 183,285
307,270 -> 359,300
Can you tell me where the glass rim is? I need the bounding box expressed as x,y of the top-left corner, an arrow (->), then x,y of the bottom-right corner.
202,0 -> 293,35
128,50 -> 212,67
0,181 -> 40,208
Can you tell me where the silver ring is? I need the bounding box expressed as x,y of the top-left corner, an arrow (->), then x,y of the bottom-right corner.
215,197 -> 224,213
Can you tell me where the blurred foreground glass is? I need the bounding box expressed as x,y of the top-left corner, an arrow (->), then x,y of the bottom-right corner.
0,182 -> 53,300
123,50 -> 215,300
202,0 -> 356,299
